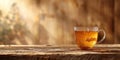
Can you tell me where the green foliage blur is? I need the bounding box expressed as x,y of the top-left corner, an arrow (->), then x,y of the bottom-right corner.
0,3 -> 29,45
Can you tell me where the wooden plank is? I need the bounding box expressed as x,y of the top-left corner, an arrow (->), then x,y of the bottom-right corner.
38,0 -> 88,45
61,0 -> 88,45
87,0 -> 114,43
115,0 -> 120,43
0,54 -> 119,60
0,44 -> 120,48
31,0 -> 86,45
0,44 -> 119,55
0,44 -> 119,60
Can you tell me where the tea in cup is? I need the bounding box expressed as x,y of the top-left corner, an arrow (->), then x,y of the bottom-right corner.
74,27 -> 106,50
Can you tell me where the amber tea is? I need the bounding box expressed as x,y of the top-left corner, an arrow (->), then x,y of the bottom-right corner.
74,27 -> 105,50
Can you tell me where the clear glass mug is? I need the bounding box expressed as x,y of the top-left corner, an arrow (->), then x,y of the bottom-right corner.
74,27 -> 106,50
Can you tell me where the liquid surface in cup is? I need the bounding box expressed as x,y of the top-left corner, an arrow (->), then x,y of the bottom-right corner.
75,31 -> 98,49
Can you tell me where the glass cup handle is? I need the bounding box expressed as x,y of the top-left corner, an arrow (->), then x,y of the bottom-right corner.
97,29 -> 106,43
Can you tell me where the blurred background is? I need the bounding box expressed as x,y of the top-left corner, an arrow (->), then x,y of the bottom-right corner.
0,0 -> 119,45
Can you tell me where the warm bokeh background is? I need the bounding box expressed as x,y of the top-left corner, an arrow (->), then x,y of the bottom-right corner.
0,0 -> 119,45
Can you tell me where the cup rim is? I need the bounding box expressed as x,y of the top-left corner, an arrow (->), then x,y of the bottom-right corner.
74,26 -> 99,31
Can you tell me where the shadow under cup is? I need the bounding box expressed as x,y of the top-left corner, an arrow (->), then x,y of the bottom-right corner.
74,27 -> 99,50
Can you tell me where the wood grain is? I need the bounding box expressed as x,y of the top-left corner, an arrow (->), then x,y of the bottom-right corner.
115,0 -> 120,43
0,45 -> 119,60
0,44 -> 119,55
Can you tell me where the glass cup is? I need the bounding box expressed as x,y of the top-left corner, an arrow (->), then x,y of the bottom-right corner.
74,27 -> 106,50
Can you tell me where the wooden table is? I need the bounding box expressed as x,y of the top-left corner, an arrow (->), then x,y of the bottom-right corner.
0,44 -> 119,60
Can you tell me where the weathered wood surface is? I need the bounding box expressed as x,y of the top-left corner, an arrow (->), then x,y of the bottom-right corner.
115,0 -> 120,43
0,54 -> 119,60
0,44 -> 120,55
0,44 -> 119,60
